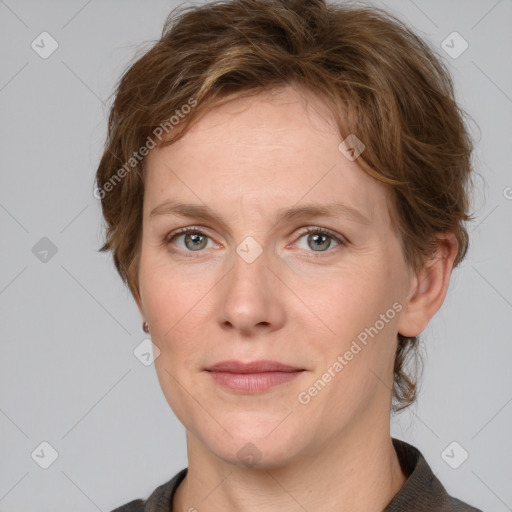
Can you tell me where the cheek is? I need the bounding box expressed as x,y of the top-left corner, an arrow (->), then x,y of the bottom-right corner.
139,247 -> 187,320
309,262 -> 390,332
306,257 -> 402,378
139,254 -> 214,370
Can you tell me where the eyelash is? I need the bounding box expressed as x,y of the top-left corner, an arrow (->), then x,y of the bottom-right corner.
164,226 -> 347,258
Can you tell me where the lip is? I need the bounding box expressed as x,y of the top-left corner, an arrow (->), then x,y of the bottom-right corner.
205,360 -> 304,373
204,360 -> 305,393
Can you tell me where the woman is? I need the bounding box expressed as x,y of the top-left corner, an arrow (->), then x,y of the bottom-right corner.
96,0 -> 482,509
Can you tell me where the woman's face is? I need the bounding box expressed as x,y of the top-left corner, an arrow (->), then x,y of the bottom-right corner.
138,85 -> 414,467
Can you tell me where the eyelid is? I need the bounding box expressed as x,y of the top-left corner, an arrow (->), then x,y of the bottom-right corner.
164,225 -> 220,249
164,225 -> 347,254
294,226 -> 347,246
164,225 -> 215,242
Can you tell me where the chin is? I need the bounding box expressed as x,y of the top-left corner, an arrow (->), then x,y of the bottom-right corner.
202,426 -> 305,470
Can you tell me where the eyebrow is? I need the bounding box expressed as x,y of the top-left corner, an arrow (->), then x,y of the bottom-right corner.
150,200 -> 371,226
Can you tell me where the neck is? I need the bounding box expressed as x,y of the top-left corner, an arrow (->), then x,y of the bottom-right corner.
173,418 -> 407,512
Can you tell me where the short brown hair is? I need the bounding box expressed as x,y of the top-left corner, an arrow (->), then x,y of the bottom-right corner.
95,0 -> 475,412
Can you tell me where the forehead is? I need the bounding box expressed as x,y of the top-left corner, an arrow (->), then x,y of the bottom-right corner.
143,86 -> 389,226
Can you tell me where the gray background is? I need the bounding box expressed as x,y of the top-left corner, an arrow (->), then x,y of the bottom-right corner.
0,0 -> 511,510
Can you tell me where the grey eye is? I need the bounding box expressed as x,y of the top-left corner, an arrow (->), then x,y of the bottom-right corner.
183,232 -> 208,251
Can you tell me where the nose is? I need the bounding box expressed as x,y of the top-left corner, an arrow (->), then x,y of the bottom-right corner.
217,244 -> 286,336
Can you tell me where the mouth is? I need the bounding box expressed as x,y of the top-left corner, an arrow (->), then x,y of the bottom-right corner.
204,360 -> 306,393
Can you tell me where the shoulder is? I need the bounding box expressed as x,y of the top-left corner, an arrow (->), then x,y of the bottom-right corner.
109,468 -> 188,512
386,438 -> 484,512
110,499 -> 145,512
450,496 -> 485,512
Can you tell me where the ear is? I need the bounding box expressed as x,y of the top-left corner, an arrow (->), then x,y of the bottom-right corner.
397,233 -> 459,337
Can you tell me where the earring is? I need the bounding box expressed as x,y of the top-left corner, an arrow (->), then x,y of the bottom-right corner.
142,321 -> 150,334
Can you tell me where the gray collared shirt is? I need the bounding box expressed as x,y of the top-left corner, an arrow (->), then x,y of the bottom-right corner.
111,438 -> 483,511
